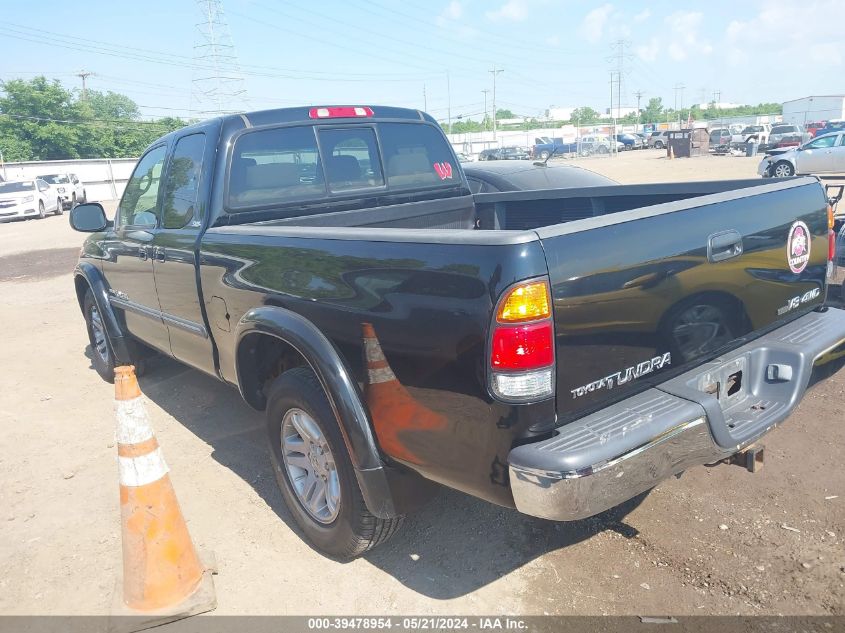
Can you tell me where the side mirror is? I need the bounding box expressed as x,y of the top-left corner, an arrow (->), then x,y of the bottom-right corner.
70,202 -> 109,232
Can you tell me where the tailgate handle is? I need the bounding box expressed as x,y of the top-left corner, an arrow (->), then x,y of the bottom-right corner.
708,230 -> 743,263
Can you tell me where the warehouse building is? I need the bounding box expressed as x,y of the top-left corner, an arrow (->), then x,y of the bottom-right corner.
782,95 -> 845,125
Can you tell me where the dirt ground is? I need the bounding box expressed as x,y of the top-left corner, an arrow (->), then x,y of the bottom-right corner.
1,153 -> 843,618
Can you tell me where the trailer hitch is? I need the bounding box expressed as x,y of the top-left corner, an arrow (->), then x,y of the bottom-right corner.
727,444 -> 765,473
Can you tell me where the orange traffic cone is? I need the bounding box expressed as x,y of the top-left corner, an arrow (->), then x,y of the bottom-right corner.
110,365 -> 216,631
668,144 -> 674,160
362,323 -> 446,465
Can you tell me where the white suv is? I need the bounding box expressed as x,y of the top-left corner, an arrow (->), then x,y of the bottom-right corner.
37,173 -> 87,209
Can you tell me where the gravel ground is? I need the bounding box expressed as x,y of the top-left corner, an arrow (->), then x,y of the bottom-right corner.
0,157 -> 843,618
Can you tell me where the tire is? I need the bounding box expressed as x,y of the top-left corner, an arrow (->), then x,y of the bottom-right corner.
654,141 -> 664,149
37,200 -> 46,219
83,288 -> 116,383
82,190 -> 87,203
266,367 -> 404,559
772,161 -> 795,178
71,193 -> 77,209
55,198 -> 63,216
660,296 -> 741,364
597,145 -> 609,154
539,150 -> 550,160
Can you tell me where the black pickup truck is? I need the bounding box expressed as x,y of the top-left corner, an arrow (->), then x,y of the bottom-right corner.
70,105 -> 845,559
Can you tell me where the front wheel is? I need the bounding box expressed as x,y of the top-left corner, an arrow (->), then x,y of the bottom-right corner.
597,145 -> 609,154
539,150 -> 550,160
654,141 -> 664,149
83,289 -> 116,382
55,198 -> 63,215
71,193 -> 77,209
772,161 -> 795,178
37,200 -> 46,219
266,367 -> 404,559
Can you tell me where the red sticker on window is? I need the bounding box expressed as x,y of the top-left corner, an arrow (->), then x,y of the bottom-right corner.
434,162 -> 453,180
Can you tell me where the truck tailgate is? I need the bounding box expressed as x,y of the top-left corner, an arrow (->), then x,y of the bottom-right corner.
535,178 -> 831,422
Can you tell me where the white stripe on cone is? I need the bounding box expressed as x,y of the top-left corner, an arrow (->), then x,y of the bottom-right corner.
363,338 -> 386,363
118,448 -> 170,488
368,366 -> 397,384
114,397 -> 155,445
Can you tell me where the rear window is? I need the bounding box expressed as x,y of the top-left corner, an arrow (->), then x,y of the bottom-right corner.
227,122 -> 456,211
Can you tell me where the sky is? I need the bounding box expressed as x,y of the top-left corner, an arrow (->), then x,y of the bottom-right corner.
1,0 -> 843,123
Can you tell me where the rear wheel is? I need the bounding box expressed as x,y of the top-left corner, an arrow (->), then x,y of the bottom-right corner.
772,161 -> 795,178
71,193 -> 77,209
597,145 -> 609,154
266,367 -> 403,559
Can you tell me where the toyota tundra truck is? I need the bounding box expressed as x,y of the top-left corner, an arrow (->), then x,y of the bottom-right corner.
69,105 -> 845,559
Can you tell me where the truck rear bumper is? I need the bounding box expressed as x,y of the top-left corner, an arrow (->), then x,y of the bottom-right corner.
508,308 -> 845,522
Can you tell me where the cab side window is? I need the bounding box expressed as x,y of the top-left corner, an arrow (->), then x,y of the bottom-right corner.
118,145 -> 167,228
161,134 -> 206,229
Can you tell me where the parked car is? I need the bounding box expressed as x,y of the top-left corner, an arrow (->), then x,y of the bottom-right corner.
633,132 -> 649,146
0,179 -> 62,222
463,160 -> 615,193
813,119 -> 845,138
731,124 -> 771,146
709,128 -> 732,147
765,125 -> 808,150
758,131 -> 845,177
614,133 -> 644,150
37,172 -> 87,209
68,104 -> 845,560
806,121 -> 827,138
580,134 -> 618,155
648,130 -> 669,149
532,137 -> 578,160
478,147 -> 530,161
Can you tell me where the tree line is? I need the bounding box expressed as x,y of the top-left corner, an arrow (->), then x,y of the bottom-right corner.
444,98 -> 783,133
0,77 -> 190,162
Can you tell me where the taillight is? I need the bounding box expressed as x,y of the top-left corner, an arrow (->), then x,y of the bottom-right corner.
309,106 -> 373,119
489,279 -> 554,401
829,205 -> 836,265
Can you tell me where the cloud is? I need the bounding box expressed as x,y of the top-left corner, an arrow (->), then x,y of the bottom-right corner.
545,35 -> 560,47
636,37 -> 659,62
581,4 -> 613,42
486,0 -> 528,21
664,11 -> 712,61
440,1 -> 463,20
724,1 -> 843,70
633,9 -> 651,22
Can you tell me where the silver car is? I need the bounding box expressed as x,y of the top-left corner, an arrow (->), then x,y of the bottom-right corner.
647,130 -> 669,149
758,132 -> 845,177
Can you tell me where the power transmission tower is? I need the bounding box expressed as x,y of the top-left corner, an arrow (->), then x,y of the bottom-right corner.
489,66 -> 503,140
77,70 -> 94,100
607,40 -> 631,154
673,83 -> 686,126
481,89 -> 490,130
192,0 -> 247,116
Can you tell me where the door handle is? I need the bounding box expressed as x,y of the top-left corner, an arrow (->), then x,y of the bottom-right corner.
708,230 -> 743,263
138,246 -> 149,261
154,246 -> 166,262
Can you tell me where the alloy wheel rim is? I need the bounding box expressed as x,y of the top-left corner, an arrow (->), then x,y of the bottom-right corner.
281,408 -> 340,524
90,305 -> 109,362
672,304 -> 732,360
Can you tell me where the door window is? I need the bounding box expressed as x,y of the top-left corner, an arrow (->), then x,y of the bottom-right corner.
161,134 -> 206,229
118,145 -> 167,228
806,135 -> 837,149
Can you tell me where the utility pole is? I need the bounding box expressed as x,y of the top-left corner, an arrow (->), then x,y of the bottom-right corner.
489,65 -> 503,140
76,70 -> 93,100
635,90 -> 643,129
481,89 -> 490,131
446,71 -> 452,135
